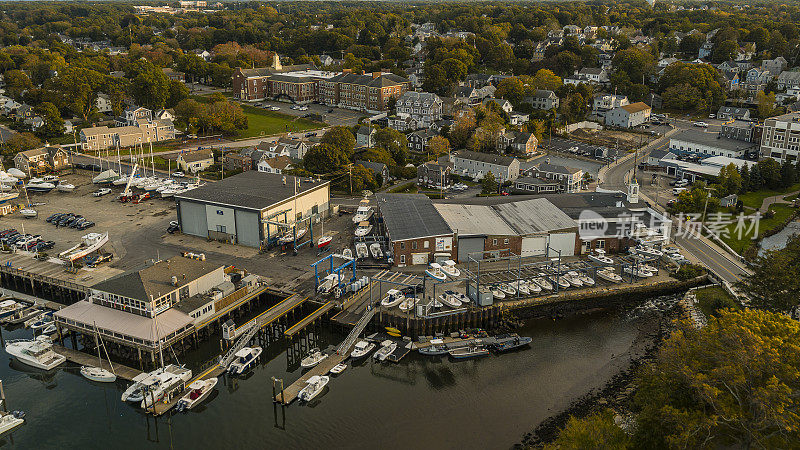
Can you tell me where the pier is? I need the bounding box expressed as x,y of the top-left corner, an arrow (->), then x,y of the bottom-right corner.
284,301 -> 334,337
52,344 -> 143,381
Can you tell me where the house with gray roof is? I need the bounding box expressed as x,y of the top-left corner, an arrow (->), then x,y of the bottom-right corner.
450,150 -> 520,182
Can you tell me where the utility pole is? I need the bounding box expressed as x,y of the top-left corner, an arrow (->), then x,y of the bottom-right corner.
348,163 -> 353,194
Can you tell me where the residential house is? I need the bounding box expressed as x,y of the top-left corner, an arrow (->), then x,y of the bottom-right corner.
698,41 -> 714,59
576,67 -> 609,84
195,50 -> 212,61
524,90 -> 559,111
388,91 -> 443,131
527,162 -> 584,193
592,93 -> 629,120
356,160 -> 389,185
454,85 -> 495,105
450,150 -> 520,182
511,176 -> 561,194
417,160 -> 453,188
257,156 -> 292,174
15,104 -> 35,122
408,129 -> 439,153
777,71 -> 800,91
162,68 -> 186,82
605,102 -> 651,128
223,152 -> 252,172
13,145 -> 71,175
760,112 -> 800,163
762,57 -> 788,76
716,106 -> 751,121
96,93 -> 113,114
177,149 -> 215,173
497,130 -> 538,155
355,125 -> 375,148
116,106 -> 152,126
318,54 -> 335,66
483,98 -> 513,114
720,120 -> 761,142
509,113 -> 530,126
155,109 -> 175,121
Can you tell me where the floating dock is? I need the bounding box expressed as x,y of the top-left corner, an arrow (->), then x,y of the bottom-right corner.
274,352 -> 348,404
52,344 -> 143,381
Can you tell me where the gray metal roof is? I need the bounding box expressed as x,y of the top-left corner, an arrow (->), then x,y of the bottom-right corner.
670,129 -> 757,152
92,256 -> 220,301
176,171 -> 328,211
434,203 -> 517,236
376,193 -> 452,241
492,198 -> 577,234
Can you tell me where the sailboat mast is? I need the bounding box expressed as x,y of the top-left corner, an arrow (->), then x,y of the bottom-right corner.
149,141 -> 155,178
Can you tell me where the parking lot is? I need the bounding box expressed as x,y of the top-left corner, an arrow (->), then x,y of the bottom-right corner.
249,99 -> 366,128
543,137 -> 626,162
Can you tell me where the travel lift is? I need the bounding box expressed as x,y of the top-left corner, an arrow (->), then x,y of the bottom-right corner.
261,209 -> 317,255
310,252 -> 357,298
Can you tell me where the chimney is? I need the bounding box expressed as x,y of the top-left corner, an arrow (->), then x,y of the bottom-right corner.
372,72 -> 381,79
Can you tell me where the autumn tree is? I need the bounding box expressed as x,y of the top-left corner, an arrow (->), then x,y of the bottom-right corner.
2,132 -> 41,158
545,410 -> 629,450
34,102 -> 64,138
427,135 -> 450,159
633,309 -> 800,449
321,126 -> 355,156
303,143 -> 349,174
739,234 -> 800,312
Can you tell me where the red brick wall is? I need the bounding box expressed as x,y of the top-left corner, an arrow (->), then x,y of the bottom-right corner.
391,236 -> 456,266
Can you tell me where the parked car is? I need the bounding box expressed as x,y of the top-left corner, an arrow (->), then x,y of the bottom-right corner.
674,179 -> 689,188
673,187 -> 688,195
77,221 -> 95,230
269,106 -> 281,111
173,171 -> 185,178
34,240 -> 55,251
93,188 -> 111,197
70,217 -> 87,228
693,121 -> 709,128
298,106 -> 308,111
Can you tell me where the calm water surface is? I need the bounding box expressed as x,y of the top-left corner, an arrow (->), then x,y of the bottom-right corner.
0,301 -> 668,449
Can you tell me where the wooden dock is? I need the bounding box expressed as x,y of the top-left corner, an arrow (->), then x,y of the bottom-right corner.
274,352 -> 348,404
52,344 -> 143,381
150,362 -> 227,416
284,301 -> 334,337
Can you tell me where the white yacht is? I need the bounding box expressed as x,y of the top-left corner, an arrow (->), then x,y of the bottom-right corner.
298,375 -> 329,402
352,205 -> 374,223
0,408 -> 24,436
398,296 -> 418,312
597,268 -> 623,283
354,221 -> 372,237
5,336 -> 66,370
0,300 -> 21,319
587,249 -> 614,265
355,243 -> 369,259
369,243 -> 383,259
140,365 -> 193,410
175,377 -> 218,411
373,340 -> 397,361
380,289 -> 405,307
425,263 -> 447,281
228,347 -> 262,375
57,182 -> 75,192
122,372 -> 152,402
300,348 -> 327,368
80,366 -> 116,383
350,340 -> 376,359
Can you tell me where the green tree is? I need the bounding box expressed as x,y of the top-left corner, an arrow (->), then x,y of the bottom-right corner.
481,171 -> 498,194
711,40 -> 738,63
717,163 -> 742,196
303,143 -> 349,174
167,80 -> 190,109
633,309 -> 800,449
351,164 -> 377,193
4,69 -> 32,99
757,158 -> 781,189
426,135 -> 450,159
757,91 -> 776,119
740,234 -> 800,311
530,69 -> 562,91
545,410 -> 629,450
373,127 -> 408,166
3,132 -> 41,158
129,62 -> 170,110
739,164 -> 751,193
34,102 -> 64,138
321,126 -> 355,156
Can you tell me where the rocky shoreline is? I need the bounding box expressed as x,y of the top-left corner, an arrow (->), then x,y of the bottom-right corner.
515,302 -> 679,448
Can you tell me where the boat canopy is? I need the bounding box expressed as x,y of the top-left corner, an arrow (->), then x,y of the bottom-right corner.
235,348 -> 252,358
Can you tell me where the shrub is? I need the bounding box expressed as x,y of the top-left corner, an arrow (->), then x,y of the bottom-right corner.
674,263 -> 705,280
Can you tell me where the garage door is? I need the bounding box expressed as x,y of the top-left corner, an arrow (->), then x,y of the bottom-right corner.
521,236 -> 546,256
179,200 -> 208,238
549,232 -> 576,257
411,253 -> 429,265
457,236 -> 484,262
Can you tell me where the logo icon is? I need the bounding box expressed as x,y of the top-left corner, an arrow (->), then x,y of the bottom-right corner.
578,209 -> 609,240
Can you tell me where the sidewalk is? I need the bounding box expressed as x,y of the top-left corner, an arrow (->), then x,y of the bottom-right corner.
758,190 -> 800,213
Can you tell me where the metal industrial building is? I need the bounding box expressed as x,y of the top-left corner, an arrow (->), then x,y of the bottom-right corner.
175,171 -> 330,247
375,193 -> 455,266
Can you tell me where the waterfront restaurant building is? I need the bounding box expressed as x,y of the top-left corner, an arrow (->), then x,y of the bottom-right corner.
175,171 -> 330,248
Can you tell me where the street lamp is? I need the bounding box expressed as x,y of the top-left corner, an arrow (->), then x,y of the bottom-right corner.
701,186 -> 717,223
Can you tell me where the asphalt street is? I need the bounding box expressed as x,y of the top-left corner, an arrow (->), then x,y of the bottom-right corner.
674,234 -> 749,284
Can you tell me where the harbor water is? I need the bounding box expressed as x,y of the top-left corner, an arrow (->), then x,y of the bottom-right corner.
758,220 -> 800,257
0,294 -> 678,449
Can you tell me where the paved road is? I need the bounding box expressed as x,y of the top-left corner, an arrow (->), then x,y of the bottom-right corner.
674,234 -> 749,284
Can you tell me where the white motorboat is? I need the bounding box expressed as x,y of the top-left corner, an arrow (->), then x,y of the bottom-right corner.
57,183 -> 75,192
141,371 -> 186,410
441,260 -> 460,277
439,291 -> 462,308
176,377 -> 218,411
354,221 -> 372,237
0,300 -> 21,319
7,168 -> 26,179
373,340 -> 397,361
633,245 -> 663,258
576,272 -> 595,287
512,280 -> 530,296
398,297 -> 418,312
369,243 -> 383,259
355,243 -> 368,259
30,312 -> 54,330
317,273 -> 340,295
623,266 -> 654,278
20,209 -> 37,218
122,372 -> 154,402
350,340 -> 376,359
25,180 -> 55,193
42,324 -> 57,335
352,205 -> 374,223
300,348 -> 327,368
425,263 -> 447,281
298,375 -> 329,402
5,336 -> 66,370
160,188 -> 180,198
58,232 -> 109,262
491,286 -> 505,300
80,366 -> 116,383
554,275 -> 571,289
564,272 -> 583,287
531,277 -> 552,291
381,289 -> 405,307
112,175 -> 131,186
329,363 -> 347,375
0,173 -> 17,184
597,268 -> 623,283
341,248 -> 353,259
0,409 -> 25,435
587,249 -> 613,265
432,297 -> 443,308
228,347 -> 262,375
498,283 -> 516,296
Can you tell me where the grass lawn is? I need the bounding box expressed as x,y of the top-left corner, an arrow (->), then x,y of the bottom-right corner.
738,182 -> 800,209
694,285 -> 740,318
388,183 -> 418,194
719,204 -> 797,254
236,104 -> 322,139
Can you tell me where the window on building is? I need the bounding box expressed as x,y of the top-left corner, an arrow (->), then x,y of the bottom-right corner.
597,239 -> 605,249
492,239 -> 498,246
424,241 -> 429,249
400,255 -> 406,264
412,241 -> 417,250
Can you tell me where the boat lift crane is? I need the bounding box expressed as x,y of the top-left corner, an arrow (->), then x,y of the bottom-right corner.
262,210 -> 317,255
310,252 -> 357,293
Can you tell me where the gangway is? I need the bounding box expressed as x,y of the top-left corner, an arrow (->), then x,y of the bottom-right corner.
336,306 -> 377,355
218,320 -> 259,368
